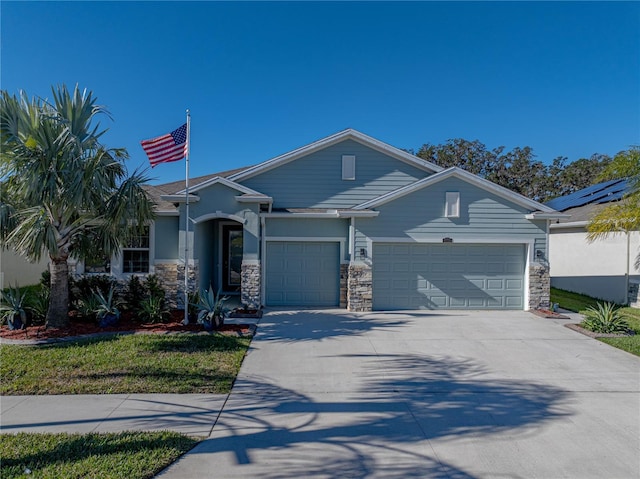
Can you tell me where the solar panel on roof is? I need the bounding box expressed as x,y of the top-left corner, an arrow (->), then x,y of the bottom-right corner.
545,179 -> 629,211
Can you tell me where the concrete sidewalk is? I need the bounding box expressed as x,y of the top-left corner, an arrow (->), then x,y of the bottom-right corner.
1,394 -> 227,437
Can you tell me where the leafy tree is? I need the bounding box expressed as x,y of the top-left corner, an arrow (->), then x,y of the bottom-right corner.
417,138 -> 614,202
0,85 -> 154,328
587,146 -> 640,242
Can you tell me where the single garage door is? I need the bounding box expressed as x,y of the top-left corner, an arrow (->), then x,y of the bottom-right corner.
266,241 -> 340,307
373,243 -> 525,310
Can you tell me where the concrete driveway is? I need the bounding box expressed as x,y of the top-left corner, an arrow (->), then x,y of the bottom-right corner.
159,309 -> 640,479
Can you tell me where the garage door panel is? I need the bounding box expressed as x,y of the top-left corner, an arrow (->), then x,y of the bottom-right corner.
373,243 -> 525,310
266,242 -> 339,306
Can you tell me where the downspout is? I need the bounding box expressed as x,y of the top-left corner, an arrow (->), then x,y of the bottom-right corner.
626,230 -> 630,305
349,217 -> 355,261
261,215 -> 267,307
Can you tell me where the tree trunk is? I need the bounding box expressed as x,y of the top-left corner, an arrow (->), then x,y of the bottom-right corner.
46,257 -> 70,329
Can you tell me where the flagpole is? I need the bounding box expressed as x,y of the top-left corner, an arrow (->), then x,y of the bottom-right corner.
184,110 -> 191,325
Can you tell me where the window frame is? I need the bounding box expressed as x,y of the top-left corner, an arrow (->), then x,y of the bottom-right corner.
445,191 -> 460,218
342,155 -> 356,180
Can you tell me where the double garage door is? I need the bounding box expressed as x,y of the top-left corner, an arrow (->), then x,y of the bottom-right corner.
265,242 -> 340,307
373,243 -> 525,310
264,241 -> 525,310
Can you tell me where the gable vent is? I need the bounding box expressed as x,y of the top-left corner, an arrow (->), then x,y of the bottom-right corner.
342,155 -> 356,180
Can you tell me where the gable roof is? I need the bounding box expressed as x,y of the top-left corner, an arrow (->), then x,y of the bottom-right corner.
228,128 -> 442,182
174,176 -> 267,196
354,167 -> 560,214
544,178 -> 629,212
154,166 -> 252,195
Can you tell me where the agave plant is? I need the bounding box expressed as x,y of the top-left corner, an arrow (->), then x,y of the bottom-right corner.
582,302 -> 630,334
139,295 -> 171,324
0,285 -> 29,330
194,286 -> 229,330
93,285 -> 121,327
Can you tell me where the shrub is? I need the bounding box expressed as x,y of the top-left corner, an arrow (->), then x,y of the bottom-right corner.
139,295 -> 171,323
582,302 -> 630,334
72,275 -> 116,300
144,275 -> 165,301
29,287 -> 50,325
76,294 -> 101,322
124,275 -> 147,313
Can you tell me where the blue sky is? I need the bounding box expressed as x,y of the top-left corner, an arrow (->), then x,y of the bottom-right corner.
2,1 -> 638,185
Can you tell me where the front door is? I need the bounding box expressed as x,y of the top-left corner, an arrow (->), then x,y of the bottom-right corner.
222,224 -> 243,292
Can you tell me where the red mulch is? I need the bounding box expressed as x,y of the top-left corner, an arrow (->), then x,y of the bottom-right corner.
0,310 -> 253,341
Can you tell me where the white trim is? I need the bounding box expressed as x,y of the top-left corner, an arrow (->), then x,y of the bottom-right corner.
342,155 -> 356,180
262,211 -> 341,218
228,129 -> 442,182
155,210 -> 180,216
218,221 -> 244,292
524,243 -> 531,311
235,195 -> 273,204
266,236 -> 345,242
261,210 -> 379,219
354,167 -> 558,213
550,220 -> 589,229
525,212 -> 571,220
260,216 -> 267,305
369,236 -> 535,248
160,194 -> 200,203
177,175 -> 266,196
192,211 -> 247,224
337,210 -> 379,218
445,191 -> 460,218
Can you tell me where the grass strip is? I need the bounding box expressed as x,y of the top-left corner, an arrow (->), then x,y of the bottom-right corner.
1,334 -> 250,395
0,431 -> 197,479
551,287 -> 640,357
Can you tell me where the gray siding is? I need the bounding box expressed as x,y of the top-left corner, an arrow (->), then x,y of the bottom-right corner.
266,218 -> 348,238
154,216 -> 180,259
240,140 -> 430,209
185,183 -> 261,260
266,218 -> 349,261
355,177 -> 546,254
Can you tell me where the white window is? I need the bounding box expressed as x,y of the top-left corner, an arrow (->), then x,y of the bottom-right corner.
122,225 -> 150,273
445,192 -> 460,218
342,155 -> 356,180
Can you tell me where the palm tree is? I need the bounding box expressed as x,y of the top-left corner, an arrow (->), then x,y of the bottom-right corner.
0,85 -> 154,328
587,146 -> 640,270
587,147 -> 640,236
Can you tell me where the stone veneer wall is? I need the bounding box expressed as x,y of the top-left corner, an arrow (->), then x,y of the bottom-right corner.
340,264 -> 348,308
348,263 -> 372,312
629,279 -> 640,308
241,262 -> 261,309
154,263 -> 180,308
529,262 -> 550,310
177,263 -> 199,305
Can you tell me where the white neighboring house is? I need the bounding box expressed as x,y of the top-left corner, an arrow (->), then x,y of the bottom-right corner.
0,250 -> 48,289
547,179 -> 639,304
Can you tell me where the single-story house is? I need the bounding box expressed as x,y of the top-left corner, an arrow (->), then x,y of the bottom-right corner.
546,179 -> 639,305
75,129 -> 564,311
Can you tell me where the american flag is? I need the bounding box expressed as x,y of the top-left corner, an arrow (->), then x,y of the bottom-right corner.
140,124 -> 188,167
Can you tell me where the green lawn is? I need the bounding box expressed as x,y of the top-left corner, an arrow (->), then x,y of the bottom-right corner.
1,333 -> 251,395
551,287 -> 640,357
0,431 -> 197,479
